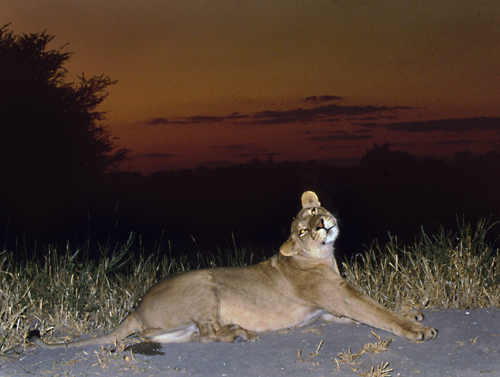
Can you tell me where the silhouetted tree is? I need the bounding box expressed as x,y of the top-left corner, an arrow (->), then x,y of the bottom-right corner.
0,26 -> 128,235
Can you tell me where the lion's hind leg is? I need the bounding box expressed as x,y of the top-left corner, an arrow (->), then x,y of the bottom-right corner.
194,321 -> 258,343
146,323 -> 200,343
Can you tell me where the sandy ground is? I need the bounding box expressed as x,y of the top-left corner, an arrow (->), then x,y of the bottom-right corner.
2,307 -> 499,377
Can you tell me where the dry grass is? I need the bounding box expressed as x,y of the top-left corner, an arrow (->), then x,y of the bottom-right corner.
0,233 -> 257,356
342,219 -> 500,311
1,220 -> 499,357
333,331 -> 394,375
357,362 -> 393,377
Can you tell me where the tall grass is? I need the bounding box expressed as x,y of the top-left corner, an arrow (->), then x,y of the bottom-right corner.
1,220 -> 498,356
342,219 -> 500,310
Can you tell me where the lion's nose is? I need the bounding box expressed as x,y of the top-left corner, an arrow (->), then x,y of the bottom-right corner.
316,218 -> 325,230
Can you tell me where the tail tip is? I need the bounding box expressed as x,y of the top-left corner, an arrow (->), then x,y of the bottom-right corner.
27,329 -> 42,343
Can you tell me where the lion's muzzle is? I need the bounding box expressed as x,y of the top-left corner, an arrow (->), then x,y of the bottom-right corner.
310,215 -> 337,244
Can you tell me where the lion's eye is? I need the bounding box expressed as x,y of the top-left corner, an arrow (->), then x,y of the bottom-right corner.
311,208 -> 317,215
299,229 -> 307,237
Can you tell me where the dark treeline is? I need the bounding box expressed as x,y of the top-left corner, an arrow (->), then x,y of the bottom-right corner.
5,143 -> 499,260
99,144 -> 500,259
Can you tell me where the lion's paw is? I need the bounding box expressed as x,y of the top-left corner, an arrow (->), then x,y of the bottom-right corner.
403,310 -> 424,322
234,329 -> 258,343
213,324 -> 258,343
417,326 -> 438,341
403,324 -> 438,341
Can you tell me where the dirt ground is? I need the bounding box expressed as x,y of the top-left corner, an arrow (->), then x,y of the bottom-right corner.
2,307 -> 499,377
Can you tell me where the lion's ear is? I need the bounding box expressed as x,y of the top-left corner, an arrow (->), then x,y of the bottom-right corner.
301,191 -> 321,208
280,238 -> 299,256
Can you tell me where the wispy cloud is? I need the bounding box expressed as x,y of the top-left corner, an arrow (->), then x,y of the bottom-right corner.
317,145 -> 364,151
138,153 -> 175,158
430,139 -> 478,146
145,99 -> 411,126
307,133 -> 373,142
212,144 -> 251,151
389,142 -> 417,147
362,117 -> 500,132
227,112 -> 251,119
185,116 -> 226,123
297,130 -> 341,135
302,95 -> 343,102
251,104 -> 409,125
235,152 -> 284,158
146,118 -> 185,125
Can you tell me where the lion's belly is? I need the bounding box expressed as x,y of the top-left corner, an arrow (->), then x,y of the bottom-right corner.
219,289 -> 324,332
221,303 -> 324,332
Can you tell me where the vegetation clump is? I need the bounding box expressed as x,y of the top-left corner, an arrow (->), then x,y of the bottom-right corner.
342,219 -> 500,310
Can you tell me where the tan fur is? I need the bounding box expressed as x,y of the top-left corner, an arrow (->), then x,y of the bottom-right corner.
29,191 -> 437,348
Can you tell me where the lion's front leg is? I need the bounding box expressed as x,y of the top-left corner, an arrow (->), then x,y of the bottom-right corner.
335,281 -> 437,341
308,274 -> 437,341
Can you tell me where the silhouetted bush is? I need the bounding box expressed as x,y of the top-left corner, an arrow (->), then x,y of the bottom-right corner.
0,26 -> 128,236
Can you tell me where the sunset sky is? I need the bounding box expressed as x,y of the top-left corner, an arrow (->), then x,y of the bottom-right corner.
4,0 -> 500,174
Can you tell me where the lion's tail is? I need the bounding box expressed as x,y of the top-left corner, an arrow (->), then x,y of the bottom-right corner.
28,313 -> 143,349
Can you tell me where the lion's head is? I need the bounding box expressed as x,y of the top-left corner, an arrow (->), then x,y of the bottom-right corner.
279,191 -> 338,262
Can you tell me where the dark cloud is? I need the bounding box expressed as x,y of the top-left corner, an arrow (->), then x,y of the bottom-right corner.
388,142 -> 417,147
146,118 -> 168,125
320,145 -> 362,149
146,118 -> 185,125
145,103 -> 410,127
235,152 -> 284,158
186,116 -> 226,123
362,117 -> 500,132
212,144 -> 251,151
354,129 -> 371,134
430,139 -> 478,146
308,134 -> 373,142
303,95 -> 343,102
138,153 -> 175,158
146,116 -> 226,125
227,112 -> 251,119
356,116 -> 380,121
350,115 -> 399,126
252,104 -> 407,125
298,130 -> 344,135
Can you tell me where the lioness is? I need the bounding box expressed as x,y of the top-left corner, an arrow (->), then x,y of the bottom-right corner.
29,191 -> 437,348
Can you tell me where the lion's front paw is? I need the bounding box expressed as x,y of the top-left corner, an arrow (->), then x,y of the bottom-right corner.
418,326 -> 438,341
403,324 -> 438,341
403,310 -> 424,322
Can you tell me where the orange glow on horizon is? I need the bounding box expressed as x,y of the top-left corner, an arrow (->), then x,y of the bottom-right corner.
4,1 -> 500,174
